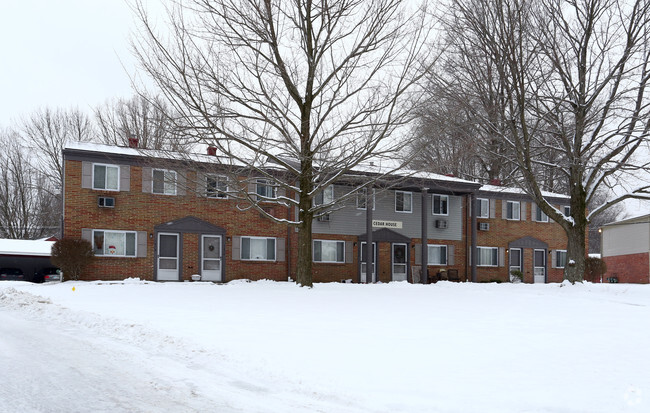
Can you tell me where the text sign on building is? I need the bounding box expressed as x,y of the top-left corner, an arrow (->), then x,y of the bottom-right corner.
372,220 -> 403,229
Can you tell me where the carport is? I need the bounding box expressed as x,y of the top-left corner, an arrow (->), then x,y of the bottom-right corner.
0,239 -> 56,282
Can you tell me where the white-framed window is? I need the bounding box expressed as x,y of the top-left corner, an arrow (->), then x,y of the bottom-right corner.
535,205 -> 549,222
563,206 -> 571,217
432,194 -> 449,215
92,230 -> 136,257
428,245 -> 447,265
314,185 -> 334,206
92,163 -> 119,191
241,236 -> 276,261
256,179 -> 277,200
153,169 -> 177,195
207,174 -> 228,199
356,188 -> 376,210
555,250 -> 567,268
477,198 -> 489,218
506,201 -> 520,220
395,191 -> 412,213
477,246 -> 498,266
313,240 -> 345,263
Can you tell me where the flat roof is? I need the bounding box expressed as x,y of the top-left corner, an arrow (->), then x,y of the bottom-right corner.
0,239 -> 54,257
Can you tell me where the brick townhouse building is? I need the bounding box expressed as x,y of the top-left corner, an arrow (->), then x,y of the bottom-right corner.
62,141 -> 571,283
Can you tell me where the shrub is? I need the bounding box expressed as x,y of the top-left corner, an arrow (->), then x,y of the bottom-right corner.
51,238 -> 94,281
584,256 -> 607,282
510,270 -> 524,283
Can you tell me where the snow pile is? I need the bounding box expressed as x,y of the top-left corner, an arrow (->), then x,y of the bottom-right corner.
1,280 -> 650,412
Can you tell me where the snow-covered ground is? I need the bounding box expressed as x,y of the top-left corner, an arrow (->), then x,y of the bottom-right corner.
1,280 -> 649,413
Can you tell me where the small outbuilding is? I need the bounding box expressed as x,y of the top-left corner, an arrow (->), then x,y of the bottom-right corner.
0,238 -> 57,282
600,214 -> 650,283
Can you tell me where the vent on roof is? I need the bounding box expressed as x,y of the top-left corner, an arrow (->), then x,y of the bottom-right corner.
98,196 -> 115,208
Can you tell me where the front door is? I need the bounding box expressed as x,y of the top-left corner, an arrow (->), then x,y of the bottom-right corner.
533,249 -> 546,283
509,248 -> 522,282
360,242 -> 377,283
157,233 -> 179,281
392,243 -> 408,281
201,235 -> 222,282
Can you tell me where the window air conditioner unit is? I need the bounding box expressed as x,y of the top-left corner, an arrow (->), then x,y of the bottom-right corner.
98,196 -> 115,208
478,222 -> 490,231
435,219 -> 448,229
317,214 -> 331,222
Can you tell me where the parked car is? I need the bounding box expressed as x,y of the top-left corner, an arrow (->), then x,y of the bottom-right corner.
32,267 -> 61,283
0,267 -> 25,281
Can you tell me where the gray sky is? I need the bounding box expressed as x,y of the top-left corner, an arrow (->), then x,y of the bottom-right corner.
0,0 -> 145,126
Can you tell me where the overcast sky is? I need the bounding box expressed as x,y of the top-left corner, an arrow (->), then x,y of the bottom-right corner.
0,0 -> 148,125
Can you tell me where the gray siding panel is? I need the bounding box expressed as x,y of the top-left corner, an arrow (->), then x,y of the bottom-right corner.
312,186 -> 464,241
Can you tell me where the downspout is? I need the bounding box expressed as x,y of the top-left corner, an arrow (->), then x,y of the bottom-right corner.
465,194 -> 469,282
421,188 -> 429,284
471,192 -> 478,283
287,204 -> 292,281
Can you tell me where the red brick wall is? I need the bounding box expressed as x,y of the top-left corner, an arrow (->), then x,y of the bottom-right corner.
65,160 -> 289,281
603,253 -> 649,284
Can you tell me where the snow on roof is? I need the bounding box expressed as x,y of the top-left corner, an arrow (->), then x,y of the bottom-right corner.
0,239 -> 54,257
601,213 -> 650,227
478,184 -> 569,200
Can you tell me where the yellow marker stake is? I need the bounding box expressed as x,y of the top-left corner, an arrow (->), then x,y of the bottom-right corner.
72,287 -> 76,292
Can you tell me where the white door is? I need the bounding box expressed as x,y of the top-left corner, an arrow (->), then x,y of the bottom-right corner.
533,249 -> 546,283
201,235 -> 222,282
360,242 -> 377,283
157,233 -> 179,281
509,248 -> 522,282
392,243 -> 408,281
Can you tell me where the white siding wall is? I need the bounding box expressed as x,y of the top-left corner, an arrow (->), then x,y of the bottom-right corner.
602,223 -> 650,257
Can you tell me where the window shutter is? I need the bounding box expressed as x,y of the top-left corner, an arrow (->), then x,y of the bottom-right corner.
232,236 -> 241,260
277,237 -> 285,261
120,165 -> 130,192
489,199 -> 496,218
414,243 -> 422,265
81,228 -> 92,242
142,167 -> 152,193
276,186 -> 286,199
521,202 -> 527,221
499,247 -> 505,267
448,245 -> 455,265
196,172 -> 205,197
501,200 -> 507,219
136,231 -> 147,257
531,203 -> 537,221
551,250 -> 557,268
176,172 -> 186,196
82,162 -> 92,188
345,241 -> 353,263
248,181 -> 256,197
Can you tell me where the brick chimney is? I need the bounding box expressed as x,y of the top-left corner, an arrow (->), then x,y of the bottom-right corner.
128,138 -> 139,148
489,178 -> 502,186
207,146 -> 218,156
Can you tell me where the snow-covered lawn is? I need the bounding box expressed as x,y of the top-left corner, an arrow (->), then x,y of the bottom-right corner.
1,280 -> 649,412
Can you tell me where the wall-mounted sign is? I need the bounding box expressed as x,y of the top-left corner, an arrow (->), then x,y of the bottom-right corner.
372,220 -> 403,229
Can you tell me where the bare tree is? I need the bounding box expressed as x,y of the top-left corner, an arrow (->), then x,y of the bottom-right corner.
432,0 -> 650,282
0,130 -> 59,239
95,92 -> 191,151
132,0 -> 434,286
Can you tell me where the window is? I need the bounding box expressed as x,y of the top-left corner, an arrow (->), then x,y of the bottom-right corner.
535,205 -> 549,222
93,164 -> 119,191
256,179 -> 277,200
432,194 -> 449,215
556,250 -> 567,268
428,245 -> 447,265
563,206 -> 571,217
153,169 -> 177,195
313,240 -> 345,263
477,246 -> 498,266
395,191 -> 412,213
241,237 -> 276,261
477,198 -> 489,218
314,185 -> 334,206
92,230 -> 136,257
207,175 -> 228,198
356,188 -> 376,210
506,201 -> 520,220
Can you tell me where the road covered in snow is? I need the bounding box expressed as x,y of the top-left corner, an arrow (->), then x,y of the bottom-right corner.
1,279 -> 650,412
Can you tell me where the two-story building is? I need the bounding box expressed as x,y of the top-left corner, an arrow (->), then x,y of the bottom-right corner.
62,141 -> 570,283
